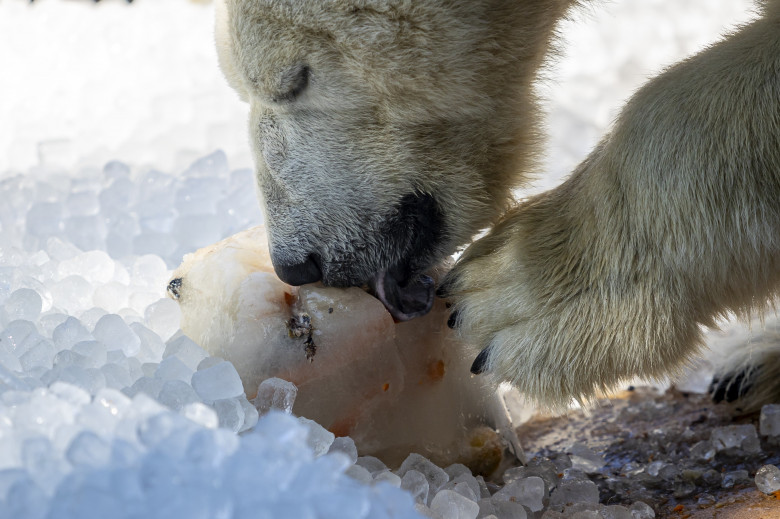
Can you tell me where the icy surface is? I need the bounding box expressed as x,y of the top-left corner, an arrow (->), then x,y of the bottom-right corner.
755,465 -> 780,494
0,0 -> 761,517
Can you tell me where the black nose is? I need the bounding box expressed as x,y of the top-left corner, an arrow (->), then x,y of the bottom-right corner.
273,255 -> 322,286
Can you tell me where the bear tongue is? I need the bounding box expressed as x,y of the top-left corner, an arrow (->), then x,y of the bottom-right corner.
369,270 -> 434,322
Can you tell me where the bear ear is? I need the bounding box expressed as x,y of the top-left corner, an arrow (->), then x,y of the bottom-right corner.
214,0 -> 249,103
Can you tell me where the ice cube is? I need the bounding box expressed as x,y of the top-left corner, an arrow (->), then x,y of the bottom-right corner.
5,478 -> 47,519
92,282 -> 129,313
52,317 -> 93,350
162,335 -> 208,371
373,470 -> 402,487
141,362 -> 159,378
132,232 -> 177,259
93,314 -> 141,357
601,505 -> 632,519
477,499 -> 496,518
213,397 -> 245,432
503,463 -> 559,493
754,465 -> 780,494
158,379 -> 200,411
721,469 -> 750,488
26,201 -> 63,237
710,424 -> 761,453
130,322 -> 166,363
144,298 -> 181,341
182,402 -> 219,429
430,489 -> 479,519
0,469 -> 28,503
689,440 -> 715,461
58,250 -> 115,285
0,342 -> 23,373
493,476 -> 545,512
328,436 -> 358,465
126,376 -> 164,399
356,456 -> 388,475
760,404 -> 780,438
106,231 -> 133,260
182,150 -> 229,179
476,476 -> 491,499
3,289 -> 42,322
46,237 -> 81,261
398,453 -> 449,494
400,470 -> 429,504
64,215 -> 107,251
2,320 -> 39,356
48,382 -> 91,407
78,307 -> 108,331
346,464 -> 373,484
254,377 -> 298,415
191,361 -> 244,402
65,189 -> 100,217
450,481 -> 478,502
101,363 -> 133,390
629,501 -> 656,519
298,416 -> 335,457
568,443 -> 604,474
237,397 -> 259,433
493,500 -> 528,518
103,160 -> 130,180
36,312 -> 67,337
173,214 -> 223,249
66,430 -> 111,468
22,436 -> 66,490
154,355 -> 193,383
51,276 -> 95,314
197,356 -> 224,371
54,350 -> 91,368
549,479 -> 599,509
72,340 -> 107,368
137,411 -> 188,450
445,464 -> 472,480
18,339 -> 56,372
99,177 -> 136,215
131,254 -> 169,289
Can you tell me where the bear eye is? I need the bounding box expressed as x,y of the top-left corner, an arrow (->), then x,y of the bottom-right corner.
273,65 -> 310,103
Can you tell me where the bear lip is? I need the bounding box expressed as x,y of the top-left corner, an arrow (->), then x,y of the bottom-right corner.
369,269 -> 434,322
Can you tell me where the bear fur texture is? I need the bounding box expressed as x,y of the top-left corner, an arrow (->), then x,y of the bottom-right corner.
216,0 -> 780,410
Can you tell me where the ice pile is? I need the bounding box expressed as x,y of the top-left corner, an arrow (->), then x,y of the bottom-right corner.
0,387 -> 419,519
0,154 -> 421,517
3,150 -> 262,271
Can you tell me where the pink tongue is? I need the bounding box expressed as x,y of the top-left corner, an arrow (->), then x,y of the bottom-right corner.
370,270 -> 435,321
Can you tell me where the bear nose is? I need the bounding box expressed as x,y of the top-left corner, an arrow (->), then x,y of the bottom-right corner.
273,254 -> 322,286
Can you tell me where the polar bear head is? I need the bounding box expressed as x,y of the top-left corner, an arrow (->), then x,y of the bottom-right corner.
215,0 -> 559,319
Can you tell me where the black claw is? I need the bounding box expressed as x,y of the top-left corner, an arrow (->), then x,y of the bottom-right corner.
710,369 -> 754,403
447,311 -> 459,329
470,347 -> 491,375
436,277 -> 454,298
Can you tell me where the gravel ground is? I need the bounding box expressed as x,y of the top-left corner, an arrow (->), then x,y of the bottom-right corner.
516,387 -> 780,518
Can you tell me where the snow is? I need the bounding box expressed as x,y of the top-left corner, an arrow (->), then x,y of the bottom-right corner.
0,0 -> 761,517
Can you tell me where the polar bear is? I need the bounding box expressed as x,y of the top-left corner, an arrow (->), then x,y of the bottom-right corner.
215,0 -> 780,410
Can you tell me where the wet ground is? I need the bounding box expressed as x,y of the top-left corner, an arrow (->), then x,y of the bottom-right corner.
516,387 -> 780,518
